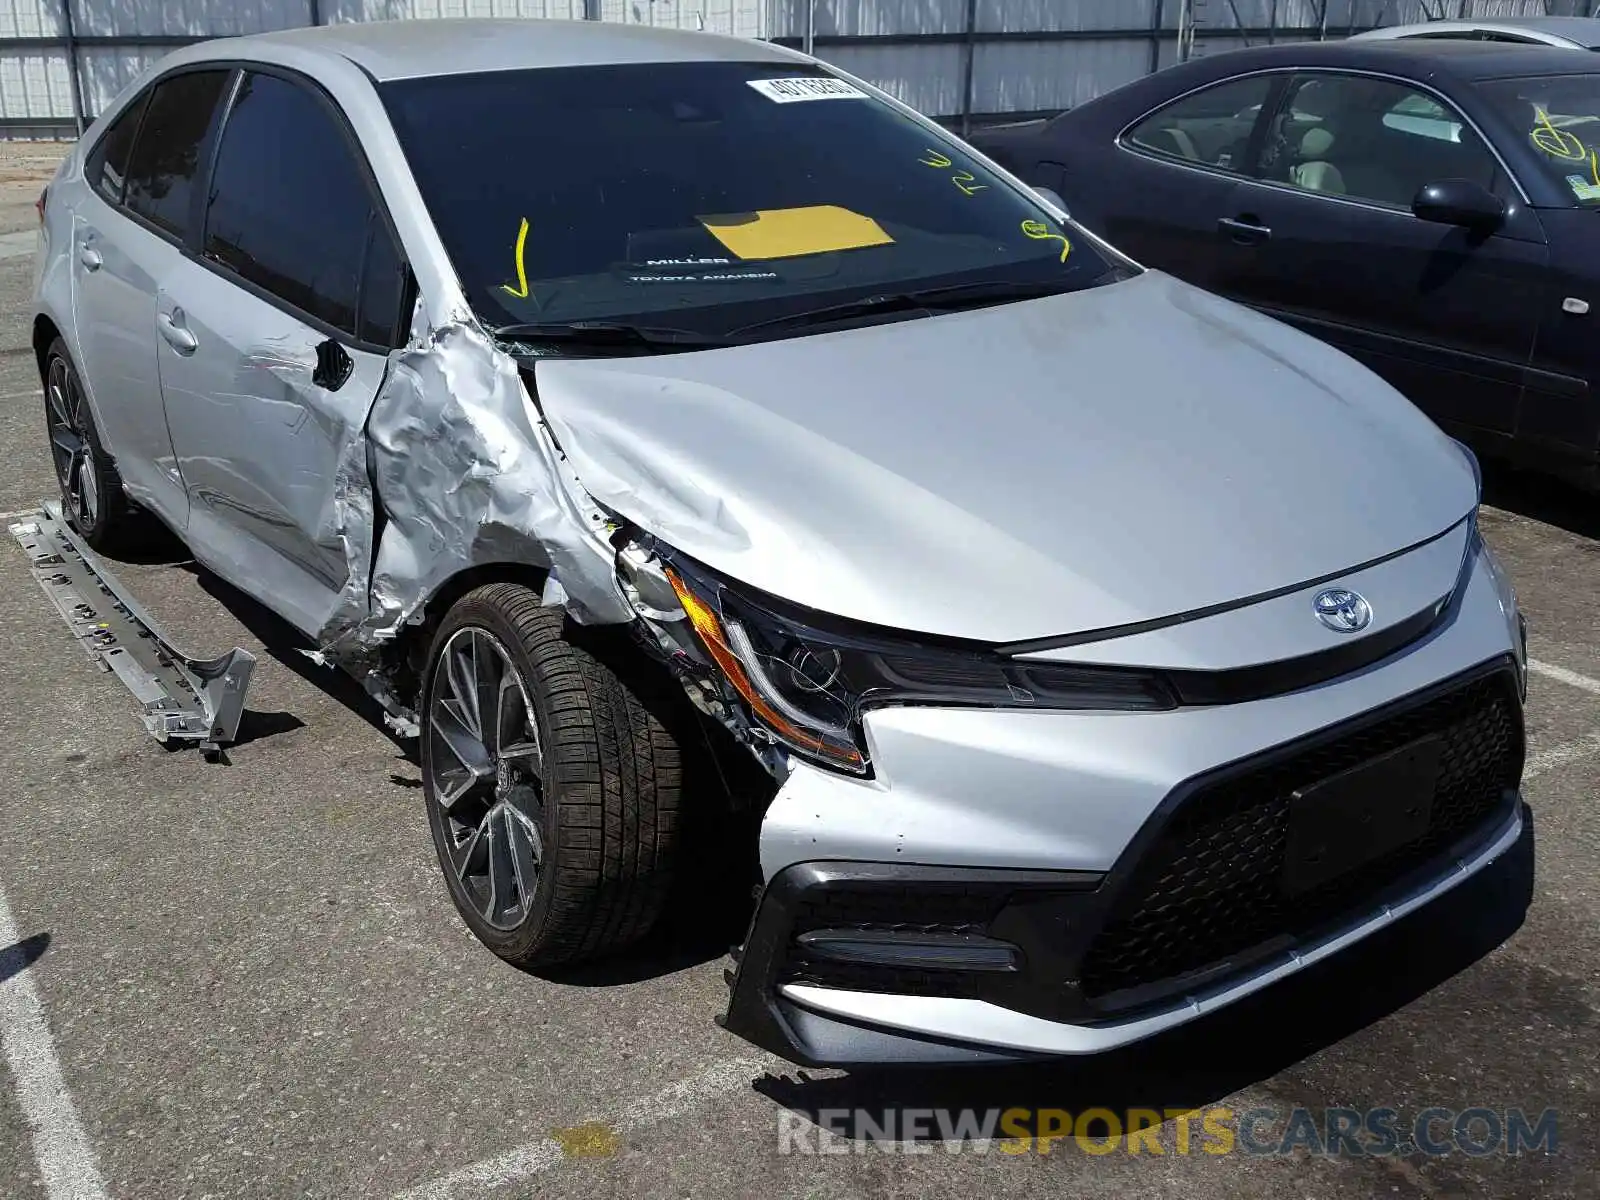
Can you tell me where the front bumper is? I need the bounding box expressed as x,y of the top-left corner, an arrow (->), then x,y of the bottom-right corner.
721,539 -> 1527,1066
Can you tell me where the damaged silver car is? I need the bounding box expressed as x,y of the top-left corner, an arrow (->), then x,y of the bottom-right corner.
34,19 -> 1529,1067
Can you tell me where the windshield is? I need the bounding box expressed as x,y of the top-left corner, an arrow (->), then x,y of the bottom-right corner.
380,62 -> 1121,342
1479,74 -> 1600,205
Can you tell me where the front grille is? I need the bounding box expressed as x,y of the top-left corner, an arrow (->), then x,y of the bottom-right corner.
777,883 -> 1009,999
1080,666 -> 1523,1004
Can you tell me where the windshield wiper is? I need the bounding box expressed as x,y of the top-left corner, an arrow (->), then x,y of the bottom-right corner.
727,278 -> 1075,339
492,320 -> 728,350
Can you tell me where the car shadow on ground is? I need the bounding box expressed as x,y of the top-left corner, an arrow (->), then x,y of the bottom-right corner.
0,931 -> 50,985
755,813 -> 1536,1138
1481,464 -> 1600,542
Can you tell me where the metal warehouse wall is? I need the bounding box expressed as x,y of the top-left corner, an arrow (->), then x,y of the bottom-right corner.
770,1 -> 1600,129
0,0 -> 765,135
0,0 -> 1592,136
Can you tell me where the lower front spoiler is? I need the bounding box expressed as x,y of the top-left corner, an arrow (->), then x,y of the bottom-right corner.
720,804 -> 1524,1068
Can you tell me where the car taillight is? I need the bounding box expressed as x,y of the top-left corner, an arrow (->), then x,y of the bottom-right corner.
35,187 -> 46,225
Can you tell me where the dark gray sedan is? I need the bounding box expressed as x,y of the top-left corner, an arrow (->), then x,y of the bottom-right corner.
971,39 -> 1600,491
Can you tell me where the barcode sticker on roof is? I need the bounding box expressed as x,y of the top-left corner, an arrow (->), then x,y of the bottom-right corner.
747,77 -> 867,104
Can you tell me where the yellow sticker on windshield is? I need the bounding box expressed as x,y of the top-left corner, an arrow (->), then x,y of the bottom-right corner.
699,206 -> 893,261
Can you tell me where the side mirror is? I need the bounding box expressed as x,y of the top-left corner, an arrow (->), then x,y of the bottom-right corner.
1412,179 -> 1506,232
1033,185 -> 1069,217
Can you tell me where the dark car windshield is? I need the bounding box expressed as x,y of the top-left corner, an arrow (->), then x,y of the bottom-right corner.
380,62 -> 1122,342
1480,74 -> 1600,205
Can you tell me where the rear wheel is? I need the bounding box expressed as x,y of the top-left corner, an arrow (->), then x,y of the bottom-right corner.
43,338 -> 138,551
421,583 -> 682,966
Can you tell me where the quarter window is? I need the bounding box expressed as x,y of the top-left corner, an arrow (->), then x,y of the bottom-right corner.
203,71 -> 390,339
122,70 -> 231,239
86,90 -> 149,206
1126,75 -> 1275,172
1257,74 -> 1497,207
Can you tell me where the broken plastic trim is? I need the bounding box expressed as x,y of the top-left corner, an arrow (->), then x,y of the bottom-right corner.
10,503 -> 255,754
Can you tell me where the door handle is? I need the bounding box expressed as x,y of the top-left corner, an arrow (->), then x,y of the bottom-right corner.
78,245 -> 102,271
1218,216 -> 1272,245
157,311 -> 198,354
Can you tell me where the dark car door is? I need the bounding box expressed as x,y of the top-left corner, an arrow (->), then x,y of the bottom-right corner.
1068,73 -> 1281,293
1212,71 -> 1547,438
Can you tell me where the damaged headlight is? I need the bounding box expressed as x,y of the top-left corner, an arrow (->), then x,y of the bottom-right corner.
661,559 -> 1177,776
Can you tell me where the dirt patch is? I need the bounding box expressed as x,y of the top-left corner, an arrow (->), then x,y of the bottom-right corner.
0,141 -> 71,235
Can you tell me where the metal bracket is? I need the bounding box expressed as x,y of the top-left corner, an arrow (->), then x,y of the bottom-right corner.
9,503 -> 256,755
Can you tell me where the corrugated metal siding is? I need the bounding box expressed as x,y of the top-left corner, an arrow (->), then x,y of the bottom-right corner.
972,38 -> 1154,115
0,0 -> 1586,133
0,49 -> 68,119
826,40 -> 968,114
0,0 -> 765,132
321,0 -> 587,22
77,46 -> 171,114
70,0 -> 309,37
0,0 -> 56,39
598,0 -> 764,35
781,0 -> 1584,121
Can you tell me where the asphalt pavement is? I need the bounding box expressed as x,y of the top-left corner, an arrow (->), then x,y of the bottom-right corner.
0,144 -> 1594,1199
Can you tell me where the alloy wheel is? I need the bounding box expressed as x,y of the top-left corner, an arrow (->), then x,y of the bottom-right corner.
46,357 -> 98,531
426,626 -> 546,931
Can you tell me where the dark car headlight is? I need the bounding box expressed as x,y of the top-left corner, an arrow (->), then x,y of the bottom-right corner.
661,559 -> 1177,776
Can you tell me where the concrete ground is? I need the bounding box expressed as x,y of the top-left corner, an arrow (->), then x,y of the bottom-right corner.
0,144 -> 1594,1198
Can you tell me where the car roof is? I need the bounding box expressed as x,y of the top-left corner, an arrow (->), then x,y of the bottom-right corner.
230,17 -> 799,82
1169,38 -> 1600,83
1361,17 -> 1600,49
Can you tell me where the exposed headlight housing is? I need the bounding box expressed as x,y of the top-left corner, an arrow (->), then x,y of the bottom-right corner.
661,558 -> 1177,776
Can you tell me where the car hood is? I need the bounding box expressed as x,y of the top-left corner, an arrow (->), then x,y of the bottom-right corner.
533,270 -> 1477,644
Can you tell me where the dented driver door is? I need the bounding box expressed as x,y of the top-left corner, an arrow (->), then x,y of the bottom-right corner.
153,68 -> 406,638
154,270 -> 389,634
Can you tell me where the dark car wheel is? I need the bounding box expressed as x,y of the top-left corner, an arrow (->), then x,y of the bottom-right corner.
421,583 -> 682,966
43,338 -> 139,551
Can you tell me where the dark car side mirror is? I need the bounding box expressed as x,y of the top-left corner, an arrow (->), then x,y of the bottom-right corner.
1033,185 -> 1069,218
1412,179 -> 1507,233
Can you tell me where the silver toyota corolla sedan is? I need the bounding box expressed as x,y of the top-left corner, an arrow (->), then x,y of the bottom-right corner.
33,19 -> 1528,1066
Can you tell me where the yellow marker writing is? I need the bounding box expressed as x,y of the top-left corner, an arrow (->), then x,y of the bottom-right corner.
1590,146 -> 1599,186
919,149 -> 954,168
501,217 -> 531,299
952,170 -> 988,196
1532,108 -> 1586,161
1022,218 -> 1071,263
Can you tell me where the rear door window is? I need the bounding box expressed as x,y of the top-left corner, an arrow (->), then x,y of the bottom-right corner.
203,70 -> 392,340
1125,75 -> 1276,172
122,70 -> 231,240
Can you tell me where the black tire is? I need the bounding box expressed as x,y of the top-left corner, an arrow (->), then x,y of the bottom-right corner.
420,583 -> 682,967
43,337 -> 139,552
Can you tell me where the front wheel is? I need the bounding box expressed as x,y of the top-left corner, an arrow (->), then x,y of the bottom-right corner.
420,583 -> 682,966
